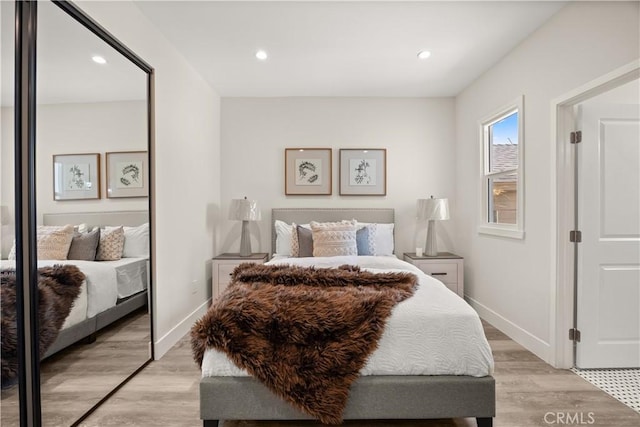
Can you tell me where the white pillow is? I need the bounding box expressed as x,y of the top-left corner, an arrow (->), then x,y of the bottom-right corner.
122,223 -> 150,258
274,220 -> 293,256
274,220 -> 310,256
356,222 -> 394,255
310,220 -> 358,257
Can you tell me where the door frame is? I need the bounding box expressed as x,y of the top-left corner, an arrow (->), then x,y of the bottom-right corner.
551,59 -> 640,369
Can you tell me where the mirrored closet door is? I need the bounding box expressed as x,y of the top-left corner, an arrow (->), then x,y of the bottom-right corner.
1,1 -> 155,425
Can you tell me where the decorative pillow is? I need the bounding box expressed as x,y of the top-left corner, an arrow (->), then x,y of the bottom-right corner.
37,225 -> 75,260
8,225 -> 75,260
290,222 -> 300,257
356,222 -> 394,255
296,225 -> 314,257
274,220 -> 293,256
356,223 -> 377,256
310,220 -> 357,257
275,220 -> 311,257
96,226 -> 125,261
67,228 -> 100,261
122,223 -> 149,258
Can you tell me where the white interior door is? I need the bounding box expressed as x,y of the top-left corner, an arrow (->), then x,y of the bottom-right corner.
576,103 -> 640,369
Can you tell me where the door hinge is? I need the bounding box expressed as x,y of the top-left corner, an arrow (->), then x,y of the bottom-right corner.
569,230 -> 582,243
570,131 -> 582,144
569,328 -> 581,342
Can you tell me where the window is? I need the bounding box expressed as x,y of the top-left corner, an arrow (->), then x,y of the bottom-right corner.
478,96 -> 524,239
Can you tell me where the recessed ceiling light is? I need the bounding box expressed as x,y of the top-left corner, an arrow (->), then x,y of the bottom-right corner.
255,50 -> 268,61
92,55 -> 107,64
417,50 -> 431,60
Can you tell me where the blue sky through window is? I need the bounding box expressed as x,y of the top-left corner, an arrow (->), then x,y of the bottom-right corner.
492,112 -> 518,145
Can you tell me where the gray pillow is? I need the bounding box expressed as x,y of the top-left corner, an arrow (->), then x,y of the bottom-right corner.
296,225 -> 314,257
67,228 -> 100,261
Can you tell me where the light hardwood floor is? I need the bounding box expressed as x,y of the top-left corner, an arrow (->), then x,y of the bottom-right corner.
79,321 -> 640,427
1,309 -> 150,427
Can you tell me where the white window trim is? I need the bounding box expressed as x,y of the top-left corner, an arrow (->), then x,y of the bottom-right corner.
477,96 -> 525,239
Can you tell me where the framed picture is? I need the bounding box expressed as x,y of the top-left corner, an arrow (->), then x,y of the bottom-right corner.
285,148 -> 332,195
53,153 -> 101,201
106,151 -> 149,198
339,149 -> 387,196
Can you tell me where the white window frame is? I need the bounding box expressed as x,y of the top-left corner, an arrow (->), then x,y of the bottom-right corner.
478,96 -> 525,239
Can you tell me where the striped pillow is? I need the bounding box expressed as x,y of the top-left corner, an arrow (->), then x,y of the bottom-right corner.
310,220 -> 357,257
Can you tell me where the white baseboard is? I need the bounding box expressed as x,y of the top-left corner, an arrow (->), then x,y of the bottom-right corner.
466,295 -> 552,364
153,299 -> 210,360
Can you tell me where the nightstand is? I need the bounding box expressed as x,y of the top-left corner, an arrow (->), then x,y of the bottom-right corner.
212,253 -> 269,298
403,252 -> 464,298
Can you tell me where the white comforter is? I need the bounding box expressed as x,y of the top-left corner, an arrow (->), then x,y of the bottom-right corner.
201,255 -> 494,378
1,259 -> 118,322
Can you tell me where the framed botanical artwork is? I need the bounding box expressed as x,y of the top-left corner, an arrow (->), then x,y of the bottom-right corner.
339,149 -> 387,196
285,148 -> 332,195
52,153 -> 101,201
106,151 -> 149,198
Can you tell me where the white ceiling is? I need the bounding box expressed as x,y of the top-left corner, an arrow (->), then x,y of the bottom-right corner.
1,0 -> 146,107
134,0 -> 567,97
1,1 -> 567,104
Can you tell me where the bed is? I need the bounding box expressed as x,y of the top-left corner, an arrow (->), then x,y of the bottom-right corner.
1,210 -> 150,359
198,208 -> 495,427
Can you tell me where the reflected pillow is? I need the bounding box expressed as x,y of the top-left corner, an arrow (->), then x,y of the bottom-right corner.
122,223 -> 149,258
96,226 -> 125,261
8,225 -> 74,260
67,228 -> 100,261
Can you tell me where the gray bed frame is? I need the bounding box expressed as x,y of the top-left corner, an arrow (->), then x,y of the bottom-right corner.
200,208 -> 495,427
41,211 -> 149,359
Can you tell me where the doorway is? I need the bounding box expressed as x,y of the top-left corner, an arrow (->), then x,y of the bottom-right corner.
554,60 -> 640,371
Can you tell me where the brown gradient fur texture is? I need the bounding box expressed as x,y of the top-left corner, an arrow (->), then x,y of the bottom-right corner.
1,265 -> 85,389
191,263 -> 418,424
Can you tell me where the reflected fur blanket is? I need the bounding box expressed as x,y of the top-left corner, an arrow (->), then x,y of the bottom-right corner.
1,265 -> 85,389
191,263 -> 418,425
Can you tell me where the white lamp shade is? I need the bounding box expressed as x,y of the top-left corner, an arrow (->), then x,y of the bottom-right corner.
417,198 -> 450,221
229,198 -> 261,221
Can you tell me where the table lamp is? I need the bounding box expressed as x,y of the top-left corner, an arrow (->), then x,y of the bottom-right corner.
229,197 -> 261,257
417,196 -> 450,256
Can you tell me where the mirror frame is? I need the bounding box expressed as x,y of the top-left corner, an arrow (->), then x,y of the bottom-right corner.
13,1 -> 155,425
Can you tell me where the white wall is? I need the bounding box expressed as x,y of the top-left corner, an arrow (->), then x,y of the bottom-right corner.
220,97 -> 456,256
1,101 -> 147,257
78,0 -> 221,358
36,101 -> 147,215
455,1 -> 640,362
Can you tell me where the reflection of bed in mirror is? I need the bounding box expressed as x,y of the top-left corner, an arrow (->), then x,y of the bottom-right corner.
42,210 -> 149,358
0,210 -> 150,360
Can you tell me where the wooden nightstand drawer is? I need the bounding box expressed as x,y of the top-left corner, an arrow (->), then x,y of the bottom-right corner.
212,253 -> 269,298
417,263 -> 458,284
217,264 -> 236,286
403,252 -> 464,298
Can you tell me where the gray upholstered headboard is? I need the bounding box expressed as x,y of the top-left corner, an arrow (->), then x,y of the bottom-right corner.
43,210 -> 148,227
271,208 -> 394,254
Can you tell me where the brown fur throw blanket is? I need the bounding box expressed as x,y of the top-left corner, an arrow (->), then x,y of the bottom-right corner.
1,265 -> 85,389
191,263 -> 418,424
